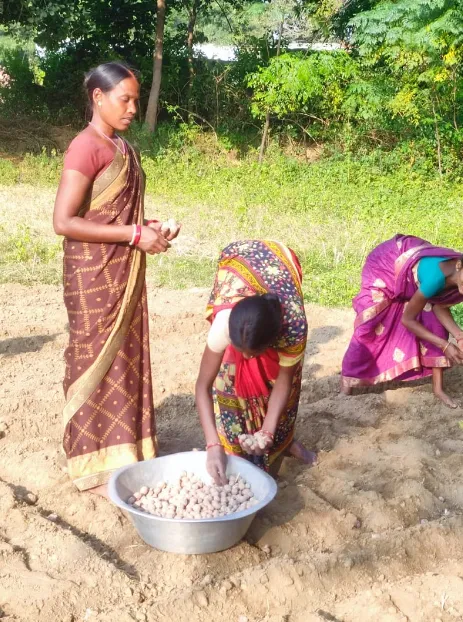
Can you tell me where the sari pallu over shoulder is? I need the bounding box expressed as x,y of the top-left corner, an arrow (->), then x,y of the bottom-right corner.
393,234 -> 463,306
62,143 -> 156,491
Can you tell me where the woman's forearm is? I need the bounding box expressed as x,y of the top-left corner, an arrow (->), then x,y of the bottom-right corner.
53,169 -> 134,243
195,347 -> 224,445
402,318 -> 448,350
262,367 -> 294,434
433,305 -> 463,339
195,383 -> 220,445
54,216 -> 133,244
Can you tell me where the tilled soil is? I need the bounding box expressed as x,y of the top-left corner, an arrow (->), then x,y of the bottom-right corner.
1,283 -> 463,622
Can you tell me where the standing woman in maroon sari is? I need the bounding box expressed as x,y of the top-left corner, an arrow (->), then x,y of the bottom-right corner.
53,62 -> 180,495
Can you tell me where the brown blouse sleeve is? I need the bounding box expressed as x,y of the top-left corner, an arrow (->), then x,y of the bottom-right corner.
63,132 -> 114,179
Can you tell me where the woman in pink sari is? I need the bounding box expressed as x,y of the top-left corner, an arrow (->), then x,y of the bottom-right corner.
341,234 -> 463,408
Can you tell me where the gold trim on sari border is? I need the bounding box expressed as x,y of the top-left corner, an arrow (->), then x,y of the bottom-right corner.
92,150 -> 126,200
88,153 -> 129,213
279,342 -> 305,355
71,436 -> 157,491
354,298 -> 391,328
341,355 -> 423,387
394,244 -> 432,277
217,394 -> 242,409
225,257 -> 268,294
76,151 -> 127,217
264,240 -> 303,296
421,355 -> 451,368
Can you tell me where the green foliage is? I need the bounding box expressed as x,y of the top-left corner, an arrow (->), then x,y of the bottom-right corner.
248,51 -> 358,119
350,0 -> 463,172
451,304 -> 463,327
0,158 -> 19,185
0,37 -> 46,117
18,149 -> 62,185
3,0 -> 157,59
351,0 -> 463,63
2,0 -> 463,174
1,0 -> 158,121
149,255 -> 216,290
0,223 -> 62,285
5,133 -> 463,305
8,224 -> 60,263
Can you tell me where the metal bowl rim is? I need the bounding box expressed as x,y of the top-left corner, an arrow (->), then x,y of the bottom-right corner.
108,451 -> 278,524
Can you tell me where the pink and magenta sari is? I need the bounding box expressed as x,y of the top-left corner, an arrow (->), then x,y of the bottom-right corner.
341,234 -> 463,389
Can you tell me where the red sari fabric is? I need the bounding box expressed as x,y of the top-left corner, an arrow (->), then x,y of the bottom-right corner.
233,347 -> 280,399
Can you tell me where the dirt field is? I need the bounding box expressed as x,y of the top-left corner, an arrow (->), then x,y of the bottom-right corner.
1,281 -> 463,622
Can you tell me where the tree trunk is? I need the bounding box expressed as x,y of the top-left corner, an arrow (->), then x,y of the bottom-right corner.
258,111 -> 271,165
258,18 -> 284,165
431,96 -> 443,179
452,70 -> 459,131
145,0 -> 166,132
186,0 -> 198,122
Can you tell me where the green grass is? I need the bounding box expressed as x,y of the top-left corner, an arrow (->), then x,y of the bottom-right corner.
0,224 -> 62,285
141,149 -> 463,307
148,255 -> 216,290
0,158 -> 19,185
1,136 -> 463,311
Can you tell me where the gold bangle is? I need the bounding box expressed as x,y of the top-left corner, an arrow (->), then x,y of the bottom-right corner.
442,341 -> 451,354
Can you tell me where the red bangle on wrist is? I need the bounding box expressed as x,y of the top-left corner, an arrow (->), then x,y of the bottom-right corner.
206,442 -> 223,450
133,224 -> 142,246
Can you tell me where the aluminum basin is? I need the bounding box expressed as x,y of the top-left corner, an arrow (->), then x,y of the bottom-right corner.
108,451 -> 277,554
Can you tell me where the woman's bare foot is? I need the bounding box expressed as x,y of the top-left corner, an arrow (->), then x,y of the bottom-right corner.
434,390 -> 458,409
269,454 -> 284,478
432,367 -> 458,408
288,440 -> 317,465
87,484 -> 109,499
340,380 -> 352,395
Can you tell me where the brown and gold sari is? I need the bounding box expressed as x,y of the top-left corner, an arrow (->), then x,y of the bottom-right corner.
62,143 -> 157,490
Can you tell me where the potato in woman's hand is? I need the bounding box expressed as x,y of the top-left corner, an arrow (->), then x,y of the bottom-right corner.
238,431 -> 272,453
161,218 -> 181,241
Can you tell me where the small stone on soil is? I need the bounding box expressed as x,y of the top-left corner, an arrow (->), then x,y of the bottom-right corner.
196,591 -> 208,607
220,580 -> 233,593
23,492 -> 38,505
201,574 -> 212,586
261,544 -> 271,554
